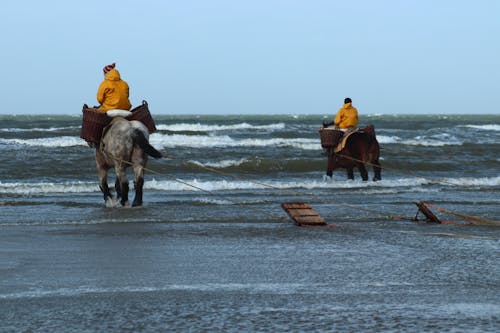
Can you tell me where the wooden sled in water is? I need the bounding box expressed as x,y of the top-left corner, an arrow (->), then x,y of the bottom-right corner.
80,100 -> 157,145
281,202 -> 326,226
414,201 -> 441,223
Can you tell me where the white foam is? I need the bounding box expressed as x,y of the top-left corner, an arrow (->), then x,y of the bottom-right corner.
189,158 -> 249,168
156,122 -> 285,132
0,136 -> 86,147
0,181 -> 96,195
377,134 -> 463,146
1,176 -> 499,195
0,283 -> 307,299
150,133 -> 319,150
464,124 -> 500,131
0,126 -> 79,133
145,177 -> 431,192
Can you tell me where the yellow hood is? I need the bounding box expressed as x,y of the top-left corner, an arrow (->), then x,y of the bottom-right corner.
104,69 -> 121,81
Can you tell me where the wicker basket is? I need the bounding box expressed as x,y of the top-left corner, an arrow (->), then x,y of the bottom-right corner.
319,128 -> 342,148
128,100 -> 157,134
80,106 -> 111,143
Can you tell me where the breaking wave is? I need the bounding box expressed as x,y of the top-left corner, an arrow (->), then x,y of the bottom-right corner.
149,133 -> 319,150
156,122 -> 286,132
0,136 -> 85,147
2,176 -> 499,195
463,124 -> 500,131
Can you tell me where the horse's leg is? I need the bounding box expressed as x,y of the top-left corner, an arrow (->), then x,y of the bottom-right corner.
326,149 -> 334,177
132,165 -> 144,207
357,163 -> 369,181
98,168 -> 114,205
346,168 -> 354,180
96,150 -> 115,206
115,166 -> 129,206
372,159 -> 382,181
115,178 -> 122,199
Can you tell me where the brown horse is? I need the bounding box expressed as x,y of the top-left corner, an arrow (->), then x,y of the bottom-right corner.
323,125 -> 381,181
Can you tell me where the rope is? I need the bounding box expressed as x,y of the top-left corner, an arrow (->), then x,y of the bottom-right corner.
334,153 -> 499,225
105,153 -> 287,222
182,160 -> 413,222
424,202 -> 500,226
102,136 -> 494,226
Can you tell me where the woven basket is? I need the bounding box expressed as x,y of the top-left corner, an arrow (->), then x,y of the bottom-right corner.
319,129 -> 342,148
128,100 -> 157,134
80,107 -> 111,143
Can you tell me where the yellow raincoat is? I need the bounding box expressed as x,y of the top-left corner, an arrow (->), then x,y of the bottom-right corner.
96,69 -> 132,112
334,102 -> 358,129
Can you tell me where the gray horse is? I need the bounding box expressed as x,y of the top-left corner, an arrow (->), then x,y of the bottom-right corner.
95,118 -> 162,207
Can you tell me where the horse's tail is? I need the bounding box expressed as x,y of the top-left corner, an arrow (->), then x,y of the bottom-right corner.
132,129 -> 163,159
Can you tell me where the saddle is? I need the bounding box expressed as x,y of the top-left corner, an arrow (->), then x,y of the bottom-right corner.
333,129 -> 356,153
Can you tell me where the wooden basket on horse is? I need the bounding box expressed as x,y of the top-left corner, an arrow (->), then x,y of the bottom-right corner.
128,100 -> 157,134
80,106 -> 111,144
80,100 -> 157,144
319,128 -> 343,148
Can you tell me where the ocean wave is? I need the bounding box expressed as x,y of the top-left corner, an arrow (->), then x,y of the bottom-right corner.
146,178 -> 431,192
0,283 -> 309,300
156,122 -> 286,132
377,135 -> 462,146
0,126 -> 79,133
0,136 -> 86,147
0,181 -> 96,195
0,132 -> 470,149
188,158 -> 249,168
463,124 -> 500,131
1,176 -> 499,195
150,133 -> 319,150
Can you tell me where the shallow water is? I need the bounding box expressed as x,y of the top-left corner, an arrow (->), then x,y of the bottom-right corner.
0,114 -> 499,331
1,222 -> 499,332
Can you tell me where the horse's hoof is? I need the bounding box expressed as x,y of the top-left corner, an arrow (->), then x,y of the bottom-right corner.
322,175 -> 332,182
132,200 -> 143,207
104,197 -> 117,208
373,177 -> 381,181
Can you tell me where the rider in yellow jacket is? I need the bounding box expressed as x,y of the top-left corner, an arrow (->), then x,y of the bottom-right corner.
333,97 -> 358,131
323,98 -> 359,131
97,63 -> 132,112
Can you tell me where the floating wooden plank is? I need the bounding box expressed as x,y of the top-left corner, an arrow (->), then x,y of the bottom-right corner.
281,202 -> 326,226
415,201 -> 441,223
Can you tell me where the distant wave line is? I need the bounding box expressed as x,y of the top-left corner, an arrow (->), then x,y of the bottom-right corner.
156,122 -> 286,132
0,126 -> 80,133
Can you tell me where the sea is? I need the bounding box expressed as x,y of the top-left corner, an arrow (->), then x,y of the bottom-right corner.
0,113 -> 499,332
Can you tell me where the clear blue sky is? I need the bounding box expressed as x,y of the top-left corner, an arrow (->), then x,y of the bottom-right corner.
0,0 -> 498,115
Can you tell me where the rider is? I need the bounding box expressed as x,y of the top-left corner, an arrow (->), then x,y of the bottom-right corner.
96,63 -> 132,112
323,97 -> 358,132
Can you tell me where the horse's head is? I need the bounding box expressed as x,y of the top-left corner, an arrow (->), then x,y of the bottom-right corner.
361,124 -> 376,137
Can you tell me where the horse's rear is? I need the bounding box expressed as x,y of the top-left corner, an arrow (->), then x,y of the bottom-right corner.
96,119 -> 162,207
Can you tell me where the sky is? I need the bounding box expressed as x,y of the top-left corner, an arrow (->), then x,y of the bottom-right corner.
0,0 -> 498,115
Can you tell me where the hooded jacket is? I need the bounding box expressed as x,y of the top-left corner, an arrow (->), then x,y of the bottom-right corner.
97,69 -> 132,112
334,102 -> 358,129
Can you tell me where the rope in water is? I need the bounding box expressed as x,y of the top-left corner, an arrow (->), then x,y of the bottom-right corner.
112,149 -> 414,222
423,202 -> 500,226
333,153 -> 499,226
106,142 -> 497,226
107,153 -> 287,222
